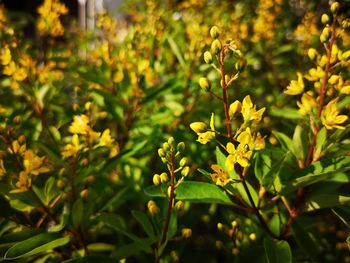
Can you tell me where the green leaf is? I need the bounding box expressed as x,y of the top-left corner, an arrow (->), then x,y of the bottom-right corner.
175,181 -> 232,205
291,220 -> 320,260
167,211 -> 177,240
305,194 -> 350,211
131,211 -> 155,238
281,156 -> 350,195
264,238 -> 292,263
113,238 -> 155,259
292,125 -> 308,161
167,36 -> 186,69
97,213 -> 153,248
4,234 -> 70,260
272,131 -> 294,154
0,229 -> 43,248
255,151 -> 272,186
269,107 -> 302,120
63,255 -> 117,263
71,199 -> 84,229
332,207 -> 350,226
144,181 -> 232,205
34,141 -> 64,165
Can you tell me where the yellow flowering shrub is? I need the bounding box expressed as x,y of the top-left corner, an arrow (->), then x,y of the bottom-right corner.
0,1 -> 349,262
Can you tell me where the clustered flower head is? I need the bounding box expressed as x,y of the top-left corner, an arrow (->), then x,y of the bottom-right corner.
190,25 -> 266,187
285,2 -> 349,130
3,136 -> 52,192
37,0 -> 68,37
62,103 -> 119,159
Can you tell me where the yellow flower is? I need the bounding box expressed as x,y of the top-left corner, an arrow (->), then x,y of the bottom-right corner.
68,115 -> 90,135
229,100 -> 241,119
197,131 -> 215,144
14,171 -> 31,192
0,159 -> 6,177
284,72 -> 304,95
191,113 -> 216,144
23,150 -> 51,176
3,61 -> 16,76
0,46 -> 11,65
241,95 -> 265,123
210,164 -> 232,187
62,134 -> 81,158
98,129 -> 114,147
297,92 -> 317,116
109,145 -> 120,158
321,99 -> 348,129
190,122 -> 207,133
225,141 -> 253,171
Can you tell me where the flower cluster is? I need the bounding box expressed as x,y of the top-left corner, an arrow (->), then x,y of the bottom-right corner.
285,2 -> 349,130
62,105 -> 119,159
37,0 -> 68,37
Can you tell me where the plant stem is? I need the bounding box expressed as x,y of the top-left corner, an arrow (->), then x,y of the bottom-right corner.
218,47 -> 280,239
160,150 -> 176,246
219,46 -> 234,143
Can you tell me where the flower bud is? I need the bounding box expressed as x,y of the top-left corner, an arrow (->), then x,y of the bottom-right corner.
210,26 -> 220,39
161,157 -> 167,164
237,231 -> 243,241
168,137 -> 175,147
153,174 -> 161,185
190,122 -> 207,133
229,100 -> 241,118
179,157 -> 188,167
85,175 -> 95,184
217,222 -> 223,231
80,189 -> 89,199
181,228 -> 192,238
57,179 -> 65,189
181,166 -> 190,177
203,51 -> 213,64
225,75 -> 230,84
163,142 -> 170,151
158,148 -> 166,158
147,200 -> 159,215
211,39 -> 222,55
175,200 -> 185,211
160,172 -> 168,183
307,48 -> 318,60
199,77 -> 211,92
249,233 -> 257,241
167,186 -> 172,198
321,14 -> 330,24
329,75 -> 340,84
231,220 -> 238,228
330,2 -> 340,14
232,248 -> 240,256
342,50 -> 350,60
177,142 -> 185,152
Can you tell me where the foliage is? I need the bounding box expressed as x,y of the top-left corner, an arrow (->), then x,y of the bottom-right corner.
0,0 -> 350,262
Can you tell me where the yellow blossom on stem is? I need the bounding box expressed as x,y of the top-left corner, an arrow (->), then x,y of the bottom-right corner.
98,129 -> 114,147
62,134 -> 81,158
68,115 -> 90,135
191,113 -> 216,144
297,92 -> 317,116
210,164 -> 232,187
0,46 -> 11,65
225,141 -> 253,171
284,72 -> 304,95
321,99 -> 348,129
14,171 -> 31,192
24,150 -> 51,176
241,96 -> 265,123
